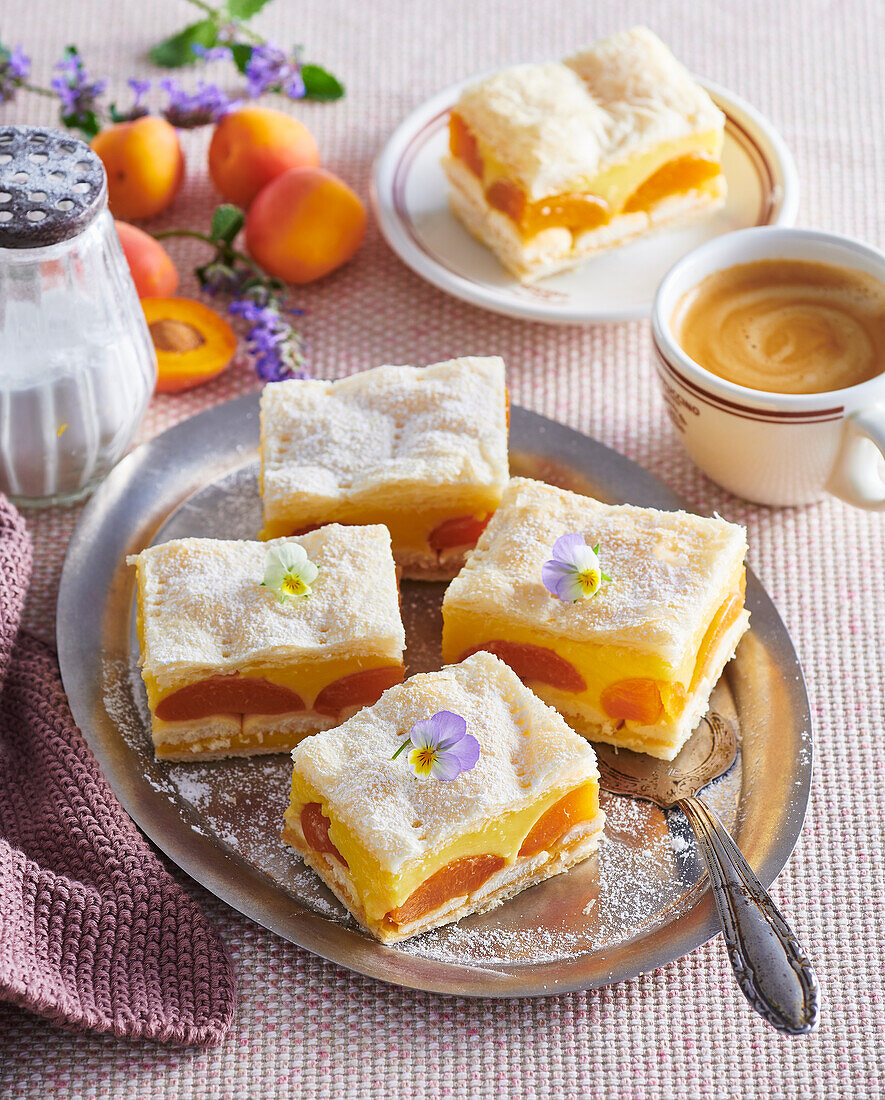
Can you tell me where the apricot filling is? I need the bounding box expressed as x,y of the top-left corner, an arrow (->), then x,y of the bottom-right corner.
289,513 -> 493,556
458,640 -> 586,693
385,854 -> 506,927
301,803 -> 348,867
155,674 -> 305,721
449,113 -> 722,240
518,783 -> 599,858
154,665 -> 403,722
600,678 -> 664,725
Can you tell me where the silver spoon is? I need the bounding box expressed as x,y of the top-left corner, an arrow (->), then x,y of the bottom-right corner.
594,712 -> 819,1035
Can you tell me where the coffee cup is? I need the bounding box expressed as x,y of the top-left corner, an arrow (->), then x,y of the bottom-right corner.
651,227 -> 885,508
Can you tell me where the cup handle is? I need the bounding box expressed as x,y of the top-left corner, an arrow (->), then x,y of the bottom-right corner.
828,405 -> 885,510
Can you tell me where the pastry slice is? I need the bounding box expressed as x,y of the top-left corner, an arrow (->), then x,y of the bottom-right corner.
444,26 -> 726,281
259,357 -> 510,580
128,526 -> 406,761
441,478 -> 749,760
282,651 -> 605,943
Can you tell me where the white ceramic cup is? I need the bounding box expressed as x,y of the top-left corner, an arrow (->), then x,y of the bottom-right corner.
652,227 -> 885,508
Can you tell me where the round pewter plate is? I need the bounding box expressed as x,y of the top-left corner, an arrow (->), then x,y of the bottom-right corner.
57,397 -> 813,997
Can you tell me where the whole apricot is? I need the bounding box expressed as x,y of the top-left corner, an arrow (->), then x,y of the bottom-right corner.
114,220 -> 179,298
92,117 -> 184,220
208,106 -> 320,208
245,167 -> 367,284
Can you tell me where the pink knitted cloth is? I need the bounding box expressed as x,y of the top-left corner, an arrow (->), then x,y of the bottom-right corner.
0,494 -> 235,1045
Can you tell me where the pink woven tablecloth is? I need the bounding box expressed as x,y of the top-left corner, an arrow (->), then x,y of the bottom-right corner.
2,1 -> 884,1096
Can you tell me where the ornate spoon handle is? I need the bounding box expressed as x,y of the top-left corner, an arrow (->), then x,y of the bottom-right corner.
678,795 -> 819,1035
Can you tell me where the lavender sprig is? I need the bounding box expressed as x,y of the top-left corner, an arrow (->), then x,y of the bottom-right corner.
159,77 -> 239,127
51,46 -> 107,137
0,43 -> 30,104
244,43 -> 305,100
229,290 -> 305,382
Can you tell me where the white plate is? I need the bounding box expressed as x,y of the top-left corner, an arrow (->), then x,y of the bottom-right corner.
371,76 -> 799,323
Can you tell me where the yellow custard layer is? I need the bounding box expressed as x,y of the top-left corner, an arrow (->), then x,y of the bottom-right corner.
284,775 -> 599,923
259,498 -> 499,551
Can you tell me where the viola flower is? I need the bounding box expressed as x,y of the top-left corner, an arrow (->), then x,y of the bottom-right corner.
391,711 -> 480,782
261,543 -> 318,602
228,292 -> 306,382
244,42 -> 305,100
0,43 -> 30,104
541,534 -> 612,602
51,47 -> 107,133
160,78 -> 239,128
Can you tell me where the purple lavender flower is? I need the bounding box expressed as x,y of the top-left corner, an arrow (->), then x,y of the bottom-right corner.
244,42 -> 305,100
160,78 -> 239,128
391,711 -> 480,782
0,44 -> 30,104
128,78 -> 151,106
192,43 -> 234,63
228,294 -> 305,382
51,47 -> 107,127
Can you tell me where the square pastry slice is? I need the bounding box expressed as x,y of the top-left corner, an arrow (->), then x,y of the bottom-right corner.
258,356 -> 509,580
128,526 -> 406,761
444,26 -> 726,281
441,479 -> 749,760
282,651 -> 605,943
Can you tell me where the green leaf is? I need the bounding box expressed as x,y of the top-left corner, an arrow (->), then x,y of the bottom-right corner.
300,64 -> 345,101
230,42 -> 253,73
149,20 -> 219,68
210,204 -> 246,245
225,0 -> 274,18
61,110 -> 100,140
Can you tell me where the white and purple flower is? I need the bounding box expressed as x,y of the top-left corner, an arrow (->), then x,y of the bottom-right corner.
391,711 -> 480,782
541,534 -> 611,602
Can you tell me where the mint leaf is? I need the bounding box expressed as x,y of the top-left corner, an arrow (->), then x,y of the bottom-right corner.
225,0 -> 274,18
301,64 -> 344,101
210,204 -> 246,245
61,110 -> 100,139
149,20 -> 219,68
230,42 -> 253,73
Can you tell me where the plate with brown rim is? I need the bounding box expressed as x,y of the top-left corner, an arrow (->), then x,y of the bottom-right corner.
57,395 -> 812,996
371,76 -> 799,324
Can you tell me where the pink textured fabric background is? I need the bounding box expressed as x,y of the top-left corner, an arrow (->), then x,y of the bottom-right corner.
2,0 -> 884,1096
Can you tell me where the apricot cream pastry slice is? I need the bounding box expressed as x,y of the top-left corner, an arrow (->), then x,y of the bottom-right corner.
445,26 -> 726,282
282,651 -> 605,944
441,478 -> 750,761
128,525 -> 406,761
258,356 -> 509,580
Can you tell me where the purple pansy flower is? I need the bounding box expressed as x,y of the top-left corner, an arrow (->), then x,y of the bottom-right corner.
244,42 -> 305,100
541,534 -> 612,602
0,44 -> 30,104
391,711 -> 480,782
160,78 -> 239,128
51,48 -> 107,122
228,293 -> 306,382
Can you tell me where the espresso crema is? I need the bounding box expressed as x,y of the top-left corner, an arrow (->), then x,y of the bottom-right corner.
672,259 -> 885,394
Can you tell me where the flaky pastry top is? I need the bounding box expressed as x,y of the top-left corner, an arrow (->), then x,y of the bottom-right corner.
443,478 -> 748,667
260,357 -> 509,518
129,526 -> 405,683
453,27 -> 724,200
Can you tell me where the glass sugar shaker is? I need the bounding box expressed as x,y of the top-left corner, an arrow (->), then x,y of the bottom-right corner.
0,126 -> 157,506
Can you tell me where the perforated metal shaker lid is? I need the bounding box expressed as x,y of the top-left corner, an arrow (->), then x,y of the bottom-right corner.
0,125 -> 108,249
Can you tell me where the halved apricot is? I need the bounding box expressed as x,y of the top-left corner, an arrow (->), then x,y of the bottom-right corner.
486,179 -> 609,236
313,665 -> 405,718
301,803 -> 348,867
155,674 -> 305,721
623,152 -> 721,214
458,640 -> 586,693
428,514 -> 491,553
142,297 -> 238,393
386,854 -> 505,926
600,679 -> 663,725
518,784 -> 599,858
449,112 -> 483,178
